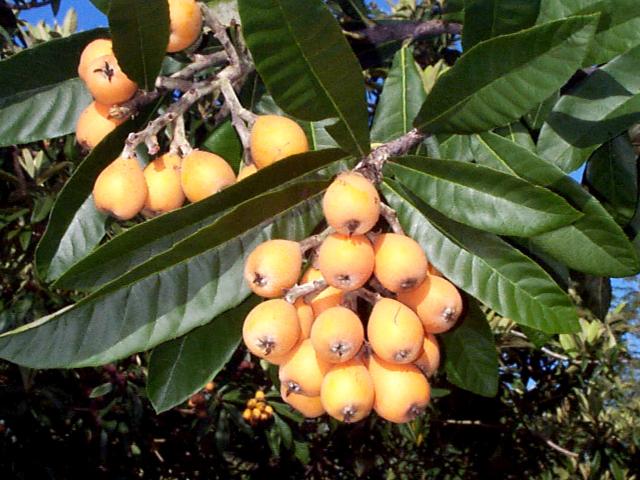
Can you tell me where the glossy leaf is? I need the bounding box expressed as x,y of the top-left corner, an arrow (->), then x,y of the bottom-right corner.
493,121 -> 535,151
524,91 -> 559,130
55,149 -> 351,291
370,46 -> 426,143
0,181 -> 328,368
0,29 -> 108,147
537,45 -> 640,173
413,15 -> 598,134
584,135 -> 638,225
476,132 -> 640,276
537,0 -> 640,65
462,0 -> 540,51
386,156 -> 582,237
108,0 -> 169,91
382,180 -> 579,334
35,106 -> 158,282
147,296 -> 259,413
239,0 -> 370,157
201,120 -> 243,173
441,298 -> 499,397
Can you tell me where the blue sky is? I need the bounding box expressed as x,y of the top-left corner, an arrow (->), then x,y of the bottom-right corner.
18,0 -> 107,30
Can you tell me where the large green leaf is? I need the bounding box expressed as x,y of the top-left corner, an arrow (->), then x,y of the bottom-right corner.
108,0 -> 169,91
202,120 -> 243,173
238,0 -> 369,157
386,156 -> 582,237
382,180 -> 579,334
441,298 -> 499,397
537,0 -> 640,65
35,106 -> 159,283
413,15 -> 598,134
524,91 -> 559,131
0,29 -> 108,147
462,0 -> 541,51
493,121 -> 536,151
147,296 -> 259,413
0,182 -> 327,368
537,44 -> 640,173
370,46 -> 426,144
475,132 -> 640,276
584,135 -> 638,226
55,149 -> 351,291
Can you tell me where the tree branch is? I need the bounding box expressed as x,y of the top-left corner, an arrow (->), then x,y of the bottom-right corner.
352,20 -> 462,44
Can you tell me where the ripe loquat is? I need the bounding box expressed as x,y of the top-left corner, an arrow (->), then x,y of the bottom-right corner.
317,233 -> 374,291
367,298 -> 424,364
373,233 -> 428,293
310,306 -> 364,363
78,38 -> 113,81
75,101 -> 125,150
93,156 -> 148,220
167,0 -> 202,53
294,297 -> 314,339
85,54 -> 138,105
300,267 -> 344,317
279,339 -> 331,396
414,333 -> 440,377
180,149 -> 236,202
368,353 -> 430,424
280,384 -> 325,418
398,276 -> 463,334
142,153 -> 185,217
322,171 -> 380,235
250,115 -> 309,169
321,358 -> 374,423
242,299 -> 300,360
243,239 -> 302,298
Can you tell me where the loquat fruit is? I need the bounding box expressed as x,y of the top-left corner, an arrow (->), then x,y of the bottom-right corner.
77,38 -> 113,81
398,276 -> 463,334
368,353 -> 430,424
294,297 -> 314,339
180,149 -> 236,202
310,306 -> 364,363
242,408 -> 252,421
243,239 -> 302,298
167,0 -> 203,53
142,153 -> 185,217
322,171 -> 380,235
317,233 -> 374,291
373,233 -> 428,293
367,298 -> 424,364
254,390 -> 265,401
279,339 -> 331,396
321,358 -> 374,423
85,54 -> 138,105
300,267 -> 343,317
242,299 -> 300,360
75,101 -> 125,150
93,156 -> 148,220
250,115 -> 309,169
414,333 -> 440,377
280,384 -> 325,418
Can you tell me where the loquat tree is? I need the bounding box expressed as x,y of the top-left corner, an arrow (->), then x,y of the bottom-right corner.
1,0 -> 640,476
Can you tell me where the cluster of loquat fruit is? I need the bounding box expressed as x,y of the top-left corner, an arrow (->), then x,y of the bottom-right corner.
75,0 -> 310,221
242,172 -> 464,424
242,390 -> 274,426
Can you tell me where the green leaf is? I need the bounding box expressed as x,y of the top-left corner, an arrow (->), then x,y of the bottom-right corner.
35,106 -> 158,283
524,91 -> 559,130
238,0 -> 370,157
54,149 -> 351,291
462,0 -> 540,51
476,132 -> 640,277
381,180 -> 579,334
89,382 -> 113,398
537,0 -> 640,65
0,182 -> 327,368
413,15 -> 598,134
201,120 -> 243,173
584,135 -> 638,225
108,0 -> 169,91
90,0 -> 110,14
0,29 -> 108,147
493,121 -> 535,151
386,156 -> 582,237
370,46 -> 426,143
273,414 -> 293,449
441,298 -> 499,397
147,296 -> 259,413
537,44 -> 640,173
